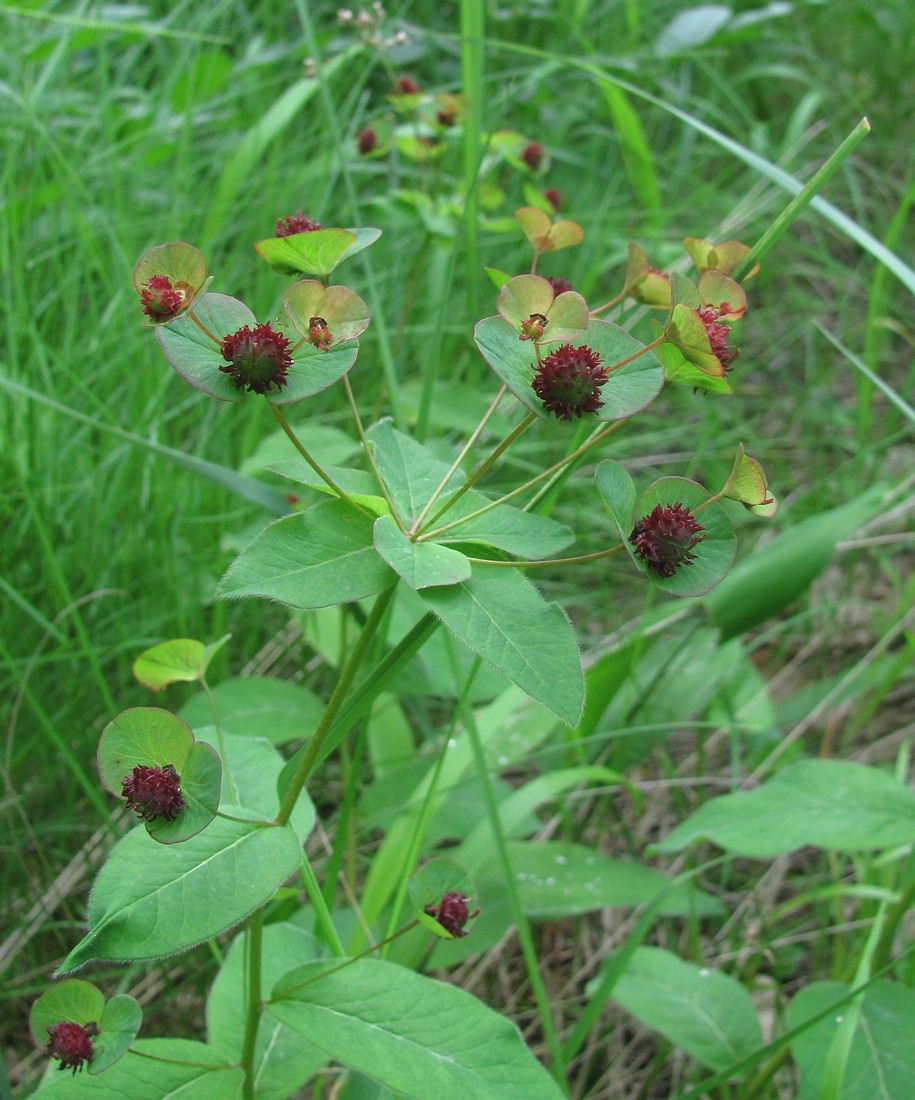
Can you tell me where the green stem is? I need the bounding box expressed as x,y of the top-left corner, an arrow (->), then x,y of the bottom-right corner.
588,290 -> 626,316
468,544 -> 626,568
409,384 -> 508,536
240,907 -> 264,1100
420,411 -> 536,531
604,334 -> 665,374
342,374 -> 400,521
188,309 -> 222,345
300,853 -> 346,958
464,706 -> 569,1092
269,402 -> 370,516
275,586 -> 397,827
201,678 -> 238,804
417,419 -> 620,542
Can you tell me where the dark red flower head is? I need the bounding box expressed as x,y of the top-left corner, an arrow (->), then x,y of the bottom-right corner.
544,187 -> 564,211
629,503 -> 705,578
357,127 -> 378,155
532,343 -> 608,420
275,211 -> 321,238
121,763 -> 186,822
46,1020 -> 98,1075
394,75 -> 421,95
424,891 -> 478,937
697,306 -> 739,372
545,275 -> 574,295
220,322 -> 292,394
306,316 -> 333,351
521,142 -> 545,170
140,275 -> 193,321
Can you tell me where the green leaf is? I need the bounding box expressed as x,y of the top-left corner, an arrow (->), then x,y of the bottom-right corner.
594,459 -> 637,537
219,732 -> 315,843
156,293 -> 257,401
368,420 -> 573,557
790,981 -> 915,1100
217,499 -> 396,610
57,817 -> 302,972
30,979 -> 105,1047
496,275 -> 588,343
654,759 -> 915,857
92,995 -> 144,1074
283,280 -> 370,344
96,707 -> 221,844
180,676 -> 323,745
419,566 -> 584,726
132,635 -> 230,691
208,922 -> 325,1100
255,227 -> 380,278
475,315 -> 663,422
502,840 -> 721,918
269,958 -> 565,1099
373,515 -> 472,589
628,477 -> 736,596
35,1039 -> 245,1097
664,302 -> 725,376
703,487 -> 886,639
606,946 -> 762,1074
514,206 -> 584,253
267,324 -> 361,408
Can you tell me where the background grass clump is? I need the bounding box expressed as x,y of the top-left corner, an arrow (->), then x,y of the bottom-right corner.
2,0 -> 914,1095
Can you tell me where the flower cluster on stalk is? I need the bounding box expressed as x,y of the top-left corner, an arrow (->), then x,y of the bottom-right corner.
121,763 -> 187,822
629,504 -> 705,578
220,323 -> 293,394
45,1021 -> 98,1075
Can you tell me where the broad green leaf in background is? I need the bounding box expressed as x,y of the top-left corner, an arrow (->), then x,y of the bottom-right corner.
57,816 -> 302,973
504,840 -> 722,918
419,566 -> 584,726
373,515 -> 472,589
703,486 -> 887,638
368,419 -> 463,527
655,759 -> 915,857
180,676 -> 323,745
269,958 -> 565,1100
603,946 -> 762,1074
132,635 -> 230,691
217,500 -> 396,610
789,980 -> 915,1099
475,315 -> 663,422
35,1039 -> 244,1097
217,732 -> 315,843
208,922 -> 325,1100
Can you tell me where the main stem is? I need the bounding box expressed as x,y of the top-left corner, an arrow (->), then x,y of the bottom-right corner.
275,586 -> 397,827
240,907 -> 264,1100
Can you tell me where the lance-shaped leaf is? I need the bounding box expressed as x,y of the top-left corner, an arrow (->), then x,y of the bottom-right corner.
475,315 -> 663,422
255,227 -> 381,279
268,958 -> 566,1100
496,274 -> 588,344
97,707 -> 221,843
419,565 -> 584,726
721,443 -> 778,516
57,816 -> 303,973
218,499 -> 396,611
514,205 -> 583,253
283,279 -> 369,349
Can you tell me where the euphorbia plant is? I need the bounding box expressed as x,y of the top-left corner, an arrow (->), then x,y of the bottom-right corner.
32,206 -> 776,1098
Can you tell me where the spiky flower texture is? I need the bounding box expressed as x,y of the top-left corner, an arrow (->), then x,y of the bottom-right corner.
140,275 -> 193,321
121,763 -> 187,822
46,1021 -> 98,1075
532,343 -> 608,420
630,503 -> 705,578
220,323 -> 292,395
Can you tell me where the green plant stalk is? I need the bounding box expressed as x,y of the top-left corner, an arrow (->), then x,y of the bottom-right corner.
459,0 -> 485,320
239,906 -> 264,1100
409,383 -> 508,535
732,118 -> 871,280
200,678 -> 238,805
275,586 -> 397,827
421,411 -> 537,530
300,854 -> 346,958
270,403 -> 371,514
464,709 -> 569,1092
